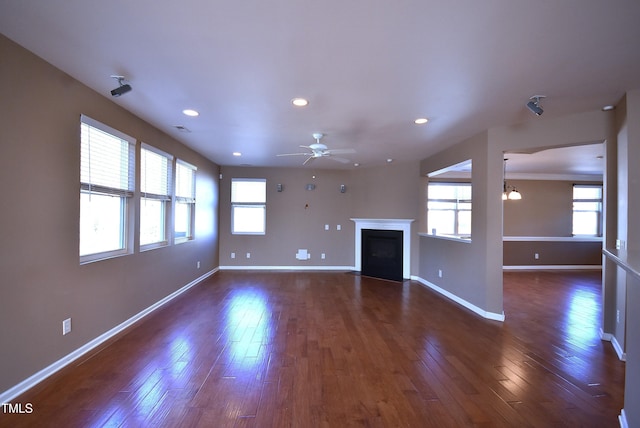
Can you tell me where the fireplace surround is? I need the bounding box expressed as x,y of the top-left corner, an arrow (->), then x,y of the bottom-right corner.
351,218 -> 414,279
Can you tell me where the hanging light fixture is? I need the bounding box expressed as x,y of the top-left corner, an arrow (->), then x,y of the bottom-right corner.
503,159 -> 522,200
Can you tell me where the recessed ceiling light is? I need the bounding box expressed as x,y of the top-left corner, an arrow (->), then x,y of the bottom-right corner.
386,158 -> 394,163
602,105 -> 615,111
291,98 -> 309,107
414,117 -> 429,125
354,163 -> 360,167
182,109 -> 199,117
233,152 -> 242,157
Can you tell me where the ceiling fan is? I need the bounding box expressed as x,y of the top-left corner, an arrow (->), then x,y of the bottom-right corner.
277,133 -> 356,165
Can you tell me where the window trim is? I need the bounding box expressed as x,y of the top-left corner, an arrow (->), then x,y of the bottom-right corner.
231,178 -> 267,235
80,115 -> 135,264
139,143 -> 173,251
174,159 -> 197,243
572,184 -> 603,237
427,182 -> 472,238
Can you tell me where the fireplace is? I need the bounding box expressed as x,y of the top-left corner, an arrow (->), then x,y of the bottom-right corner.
361,229 -> 403,281
351,218 -> 414,280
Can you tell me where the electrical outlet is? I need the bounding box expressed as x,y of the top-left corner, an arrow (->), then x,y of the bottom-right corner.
336,224 -> 341,231
324,224 -> 329,230
246,252 -> 251,259
231,252 -> 235,259
617,310 -> 620,323
438,269 -> 443,278
321,253 -> 326,259
62,318 -> 71,335
197,261 -> 201,269
534,253 -> 540,260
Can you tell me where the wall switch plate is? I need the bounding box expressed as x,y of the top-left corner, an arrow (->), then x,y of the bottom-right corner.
321,253 -> 326,259
62,318 -> 71,335
336,224 -> 341,231
324,224 -> 329,230
534,253 -> 540,260
231,252 -> 236,259
246,252 -> 251,259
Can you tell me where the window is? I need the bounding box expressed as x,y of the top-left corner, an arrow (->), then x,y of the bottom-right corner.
140,144 -> 172,249
427,183 -> 472,237
231,178 -> 266,234
572,184 -> 602,236
175,160 -> 197,242
80,115 -> 135,262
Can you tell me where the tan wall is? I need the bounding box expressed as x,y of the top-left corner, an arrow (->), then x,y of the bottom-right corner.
503,180 -> 574,236
0,35 -> 220,394
503,240 -> 602,266
218,161 -> 421,272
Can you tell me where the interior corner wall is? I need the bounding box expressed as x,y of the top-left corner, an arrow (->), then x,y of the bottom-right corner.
615,89 -> 640,428
0,35 -> 220,396
419,131 -> 504,315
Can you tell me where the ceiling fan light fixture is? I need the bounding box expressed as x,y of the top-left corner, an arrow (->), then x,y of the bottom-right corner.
508,189 -> 522,200
502,158 -> 523,201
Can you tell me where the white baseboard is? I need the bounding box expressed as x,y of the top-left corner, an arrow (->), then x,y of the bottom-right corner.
219,265 -> 356,271
611,336 -> 627,361
600,329 -> 626,361
411,276 -> 505,322
619,409 -> 628,428
0,268 -> 218,404
503,265 -> 602,271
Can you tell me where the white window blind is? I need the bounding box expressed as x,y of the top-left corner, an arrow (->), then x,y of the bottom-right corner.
80,116 -> 135,196
141,144 -> 172,199
176,160 -> 196,202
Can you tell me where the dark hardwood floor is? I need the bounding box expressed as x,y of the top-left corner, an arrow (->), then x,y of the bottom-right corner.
0,270 -> 625,427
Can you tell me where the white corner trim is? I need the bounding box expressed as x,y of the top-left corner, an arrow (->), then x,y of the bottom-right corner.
0,268 -> 218,404
411,276 -> 505,322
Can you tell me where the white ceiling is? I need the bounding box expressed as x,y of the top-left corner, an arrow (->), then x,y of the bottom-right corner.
2,1 -> 639,175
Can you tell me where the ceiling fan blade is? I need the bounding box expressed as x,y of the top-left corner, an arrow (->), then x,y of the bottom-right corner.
329,156 -> 352,164
303,156 -> 315,165
277,152 -> 312,157
326,148 -> 356,155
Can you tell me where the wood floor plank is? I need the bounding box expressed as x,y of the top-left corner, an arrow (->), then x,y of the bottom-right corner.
0,270 -> 625,427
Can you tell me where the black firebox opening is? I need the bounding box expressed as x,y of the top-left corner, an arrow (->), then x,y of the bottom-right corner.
361,229 -> 403,282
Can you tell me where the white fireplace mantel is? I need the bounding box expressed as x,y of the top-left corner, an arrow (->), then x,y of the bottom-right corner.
351,218 -> 414,279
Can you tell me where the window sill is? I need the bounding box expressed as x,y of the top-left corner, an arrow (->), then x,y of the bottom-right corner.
418,233 -> 472,243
